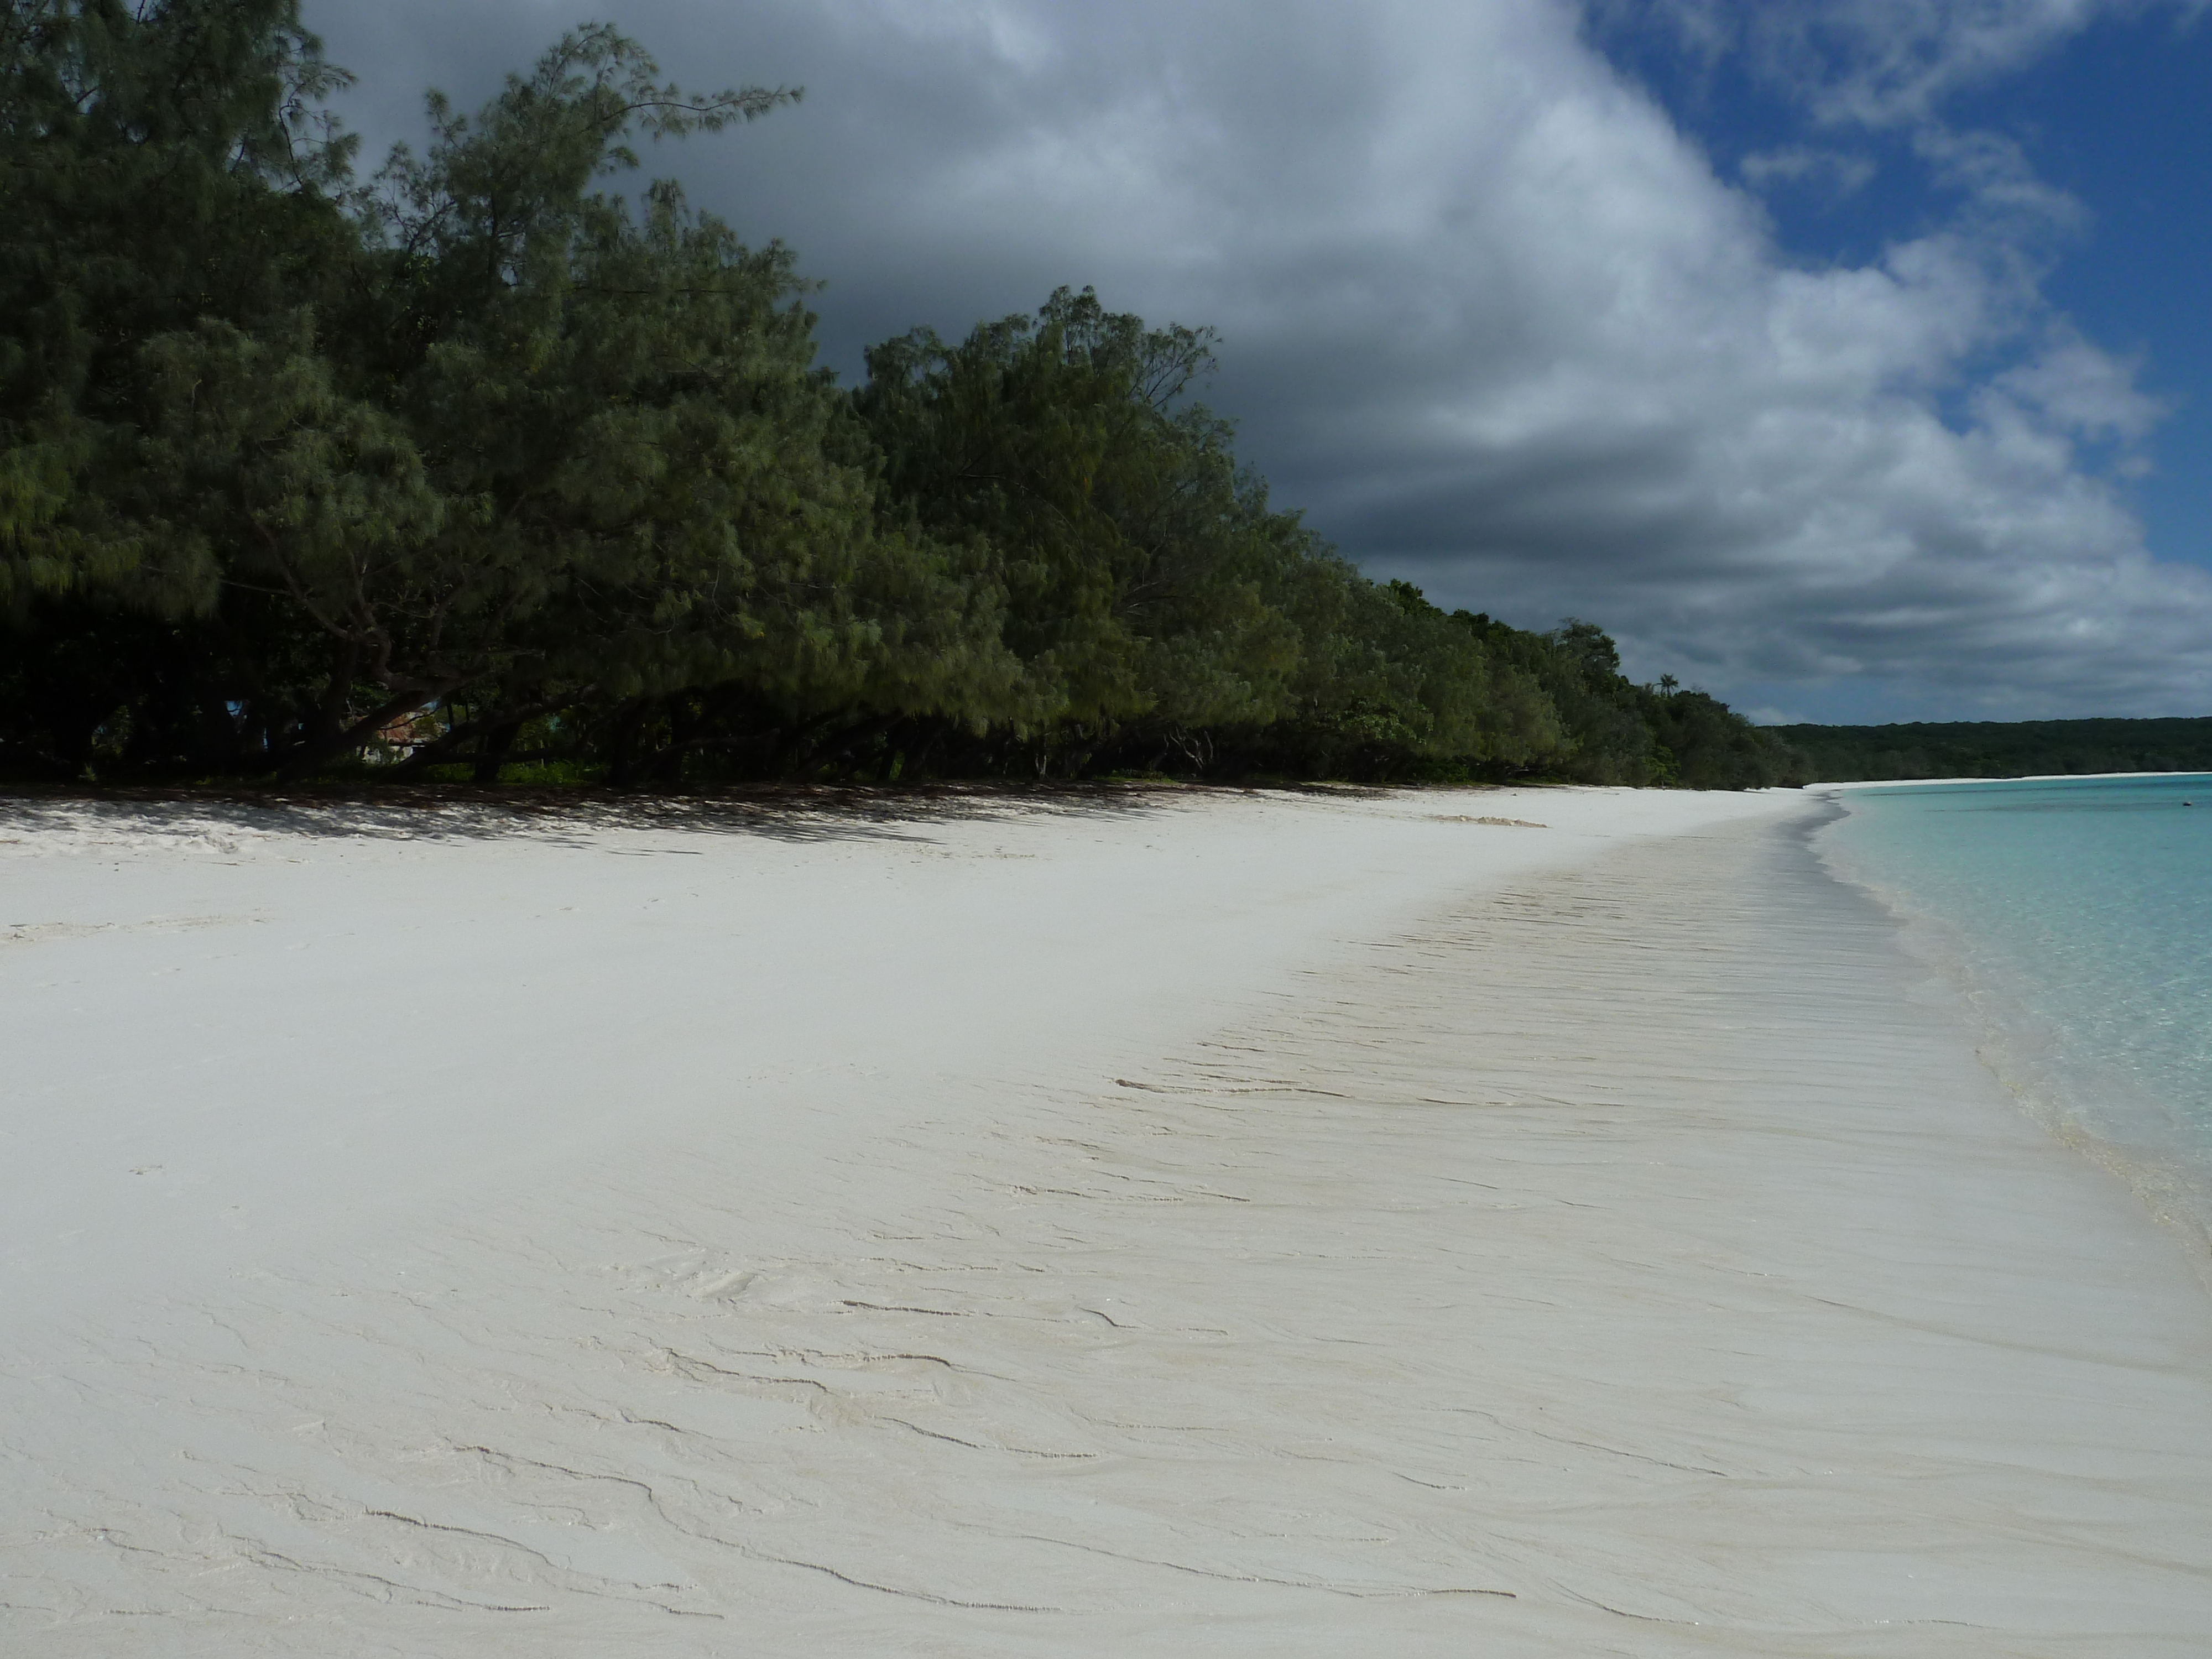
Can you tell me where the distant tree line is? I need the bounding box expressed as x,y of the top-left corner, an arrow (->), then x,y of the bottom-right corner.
1774,719 -> 2212,783
1,3 -> 1793,791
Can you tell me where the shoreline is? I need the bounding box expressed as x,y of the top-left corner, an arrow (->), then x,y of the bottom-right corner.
6,789 -> 2210,1653
1810,784 -> 2212,1287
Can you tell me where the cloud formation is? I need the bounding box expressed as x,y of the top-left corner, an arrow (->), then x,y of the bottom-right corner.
310,0 -> 2212,718
1614,0 -> 2193,128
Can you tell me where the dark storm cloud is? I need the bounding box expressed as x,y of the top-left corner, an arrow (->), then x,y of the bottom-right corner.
306,0 -> 2212,719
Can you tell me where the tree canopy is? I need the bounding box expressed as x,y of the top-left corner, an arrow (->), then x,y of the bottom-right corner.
1772,719 -> 2212,782
2,3 -> 1794,791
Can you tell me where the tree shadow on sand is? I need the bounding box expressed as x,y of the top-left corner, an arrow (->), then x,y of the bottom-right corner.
0,780 -> 1383,853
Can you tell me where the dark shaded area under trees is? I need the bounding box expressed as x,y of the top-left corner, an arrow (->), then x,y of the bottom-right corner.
1774,719 -> 2212,782
2,3 -> 1794,792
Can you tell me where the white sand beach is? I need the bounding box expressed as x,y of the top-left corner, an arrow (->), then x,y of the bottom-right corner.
4,785 -> 2210,1656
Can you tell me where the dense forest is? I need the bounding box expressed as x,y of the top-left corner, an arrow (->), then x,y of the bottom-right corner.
1776,719 -> 2212,782
1,2 -> 1794,790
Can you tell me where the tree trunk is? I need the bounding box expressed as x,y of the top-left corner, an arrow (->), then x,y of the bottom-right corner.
471,717 -> 521,784
874,718 -> 915,783
767,709 -> 842,778
302,638 -> 362,756
274,684 -> 451,783
607,697 -> 654,790
811,712 -> 900,780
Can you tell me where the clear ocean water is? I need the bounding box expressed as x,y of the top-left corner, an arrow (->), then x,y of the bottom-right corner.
1817,773 -> 2212,1230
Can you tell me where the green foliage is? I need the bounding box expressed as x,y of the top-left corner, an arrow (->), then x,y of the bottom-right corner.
1,0 -> 359,615
1,7 -> 1785,792
855,286 -> 1298,741
1772,719 -> 2212,782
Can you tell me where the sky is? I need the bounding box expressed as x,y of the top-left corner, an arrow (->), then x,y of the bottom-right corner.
303,0 -> 2212,724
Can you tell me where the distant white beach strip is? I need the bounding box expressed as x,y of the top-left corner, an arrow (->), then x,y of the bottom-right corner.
3,787 -> 2209,1655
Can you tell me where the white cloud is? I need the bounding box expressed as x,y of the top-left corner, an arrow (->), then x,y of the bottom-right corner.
1992,330 -> 2165,442
1613,0 -> 2154,128
310,0 -> 2212,717
1738,145 -> 1878,198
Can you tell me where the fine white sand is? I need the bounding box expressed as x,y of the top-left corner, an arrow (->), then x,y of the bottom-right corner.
3,785 -> 2210,1655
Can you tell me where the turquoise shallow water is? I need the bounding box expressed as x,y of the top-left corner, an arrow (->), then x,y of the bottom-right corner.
1817,773 -> 2212,1229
